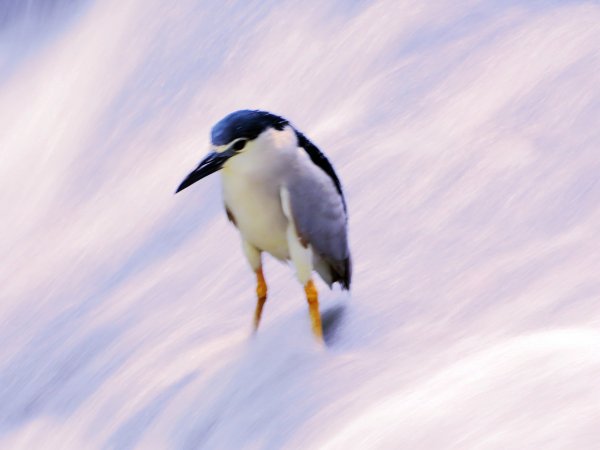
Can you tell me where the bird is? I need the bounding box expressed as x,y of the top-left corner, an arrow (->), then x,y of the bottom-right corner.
175,110 -> 351,341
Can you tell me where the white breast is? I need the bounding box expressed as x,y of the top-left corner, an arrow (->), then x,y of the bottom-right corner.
220,127 -> 298,260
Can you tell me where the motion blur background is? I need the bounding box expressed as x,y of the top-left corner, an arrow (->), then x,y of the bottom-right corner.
1,0 -> 600,448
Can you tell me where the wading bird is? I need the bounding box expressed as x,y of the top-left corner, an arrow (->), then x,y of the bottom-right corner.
176,110 -> 351,341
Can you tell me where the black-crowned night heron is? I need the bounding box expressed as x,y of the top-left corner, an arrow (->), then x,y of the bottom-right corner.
176,110 -> 351,341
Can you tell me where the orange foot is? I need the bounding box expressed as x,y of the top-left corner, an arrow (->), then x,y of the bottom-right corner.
305,279 -> 323,342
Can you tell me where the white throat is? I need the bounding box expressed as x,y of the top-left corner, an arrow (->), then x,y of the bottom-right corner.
222,125 -> 298,177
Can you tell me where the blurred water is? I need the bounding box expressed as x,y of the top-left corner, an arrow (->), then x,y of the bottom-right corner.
1,1 -> 600,449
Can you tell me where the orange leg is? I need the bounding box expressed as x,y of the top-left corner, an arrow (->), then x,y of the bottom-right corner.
305,279 -> 323,341
253,268 -> 268,332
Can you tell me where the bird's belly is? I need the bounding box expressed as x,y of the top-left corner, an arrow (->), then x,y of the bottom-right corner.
222,176 -> 289,260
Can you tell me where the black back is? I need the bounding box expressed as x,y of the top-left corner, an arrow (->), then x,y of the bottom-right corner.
293,129 -> 346,211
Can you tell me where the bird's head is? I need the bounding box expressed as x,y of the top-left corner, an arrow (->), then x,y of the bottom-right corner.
175,110 -> 289,193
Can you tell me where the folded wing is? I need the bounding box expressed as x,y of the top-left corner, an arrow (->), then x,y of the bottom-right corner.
285,151 -> 352,289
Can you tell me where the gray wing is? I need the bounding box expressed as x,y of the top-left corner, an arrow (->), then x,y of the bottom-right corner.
286,167 -> 352,289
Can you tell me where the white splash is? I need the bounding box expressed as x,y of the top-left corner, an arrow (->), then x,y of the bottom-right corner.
1,1 -> 599,449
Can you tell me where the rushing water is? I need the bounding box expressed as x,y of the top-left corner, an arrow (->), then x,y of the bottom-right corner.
1,1 -> 600,448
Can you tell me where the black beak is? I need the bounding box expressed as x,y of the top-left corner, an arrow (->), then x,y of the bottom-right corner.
175,150 -> 234,193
